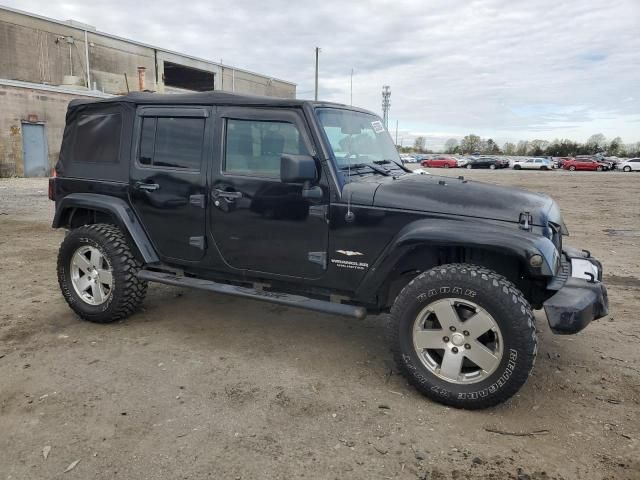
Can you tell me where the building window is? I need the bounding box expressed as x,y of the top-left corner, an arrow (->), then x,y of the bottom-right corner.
163,61 -> 215,91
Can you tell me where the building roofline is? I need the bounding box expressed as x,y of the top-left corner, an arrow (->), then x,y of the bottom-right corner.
0,78 -> 113,98
0,4 -> 297,87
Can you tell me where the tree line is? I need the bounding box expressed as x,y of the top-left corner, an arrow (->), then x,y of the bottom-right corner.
403,134 -> 640,157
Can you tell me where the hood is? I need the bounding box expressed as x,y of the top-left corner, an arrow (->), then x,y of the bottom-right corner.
344,174 -> 561,228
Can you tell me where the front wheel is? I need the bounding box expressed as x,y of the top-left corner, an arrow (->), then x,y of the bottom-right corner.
623,166 -> 631,172
489,164 -> 496,170
596,165 -> 603,171
444,163 -> 450,168
466,164 -> 472,169
57,224 -> 148,323
390,264 -> 537,409
513,164 -> 521,170
569,165 -> 576,171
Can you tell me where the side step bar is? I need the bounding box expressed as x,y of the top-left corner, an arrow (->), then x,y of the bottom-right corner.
138,270 -> 367,320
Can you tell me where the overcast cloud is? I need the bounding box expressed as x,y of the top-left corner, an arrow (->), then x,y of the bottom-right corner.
5,0 -> 640,149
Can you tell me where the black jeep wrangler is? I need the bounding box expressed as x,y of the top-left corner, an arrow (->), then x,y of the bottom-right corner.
50,91 -> 608,409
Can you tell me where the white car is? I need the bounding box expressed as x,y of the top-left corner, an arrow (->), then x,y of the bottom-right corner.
457,157 -> 470,167
512,158 -> 553,170
617,158 -> 640,172
400,154 -> 416,163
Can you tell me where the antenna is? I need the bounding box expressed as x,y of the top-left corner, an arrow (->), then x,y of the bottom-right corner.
345,191 -> 355,223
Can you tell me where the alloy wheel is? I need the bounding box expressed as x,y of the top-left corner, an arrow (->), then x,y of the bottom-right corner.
70,245 -> 113,305
412,298 -> 503,384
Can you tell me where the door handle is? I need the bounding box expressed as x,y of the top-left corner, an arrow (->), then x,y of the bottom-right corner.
213,189 -> 242,200
135,182 -> 160,192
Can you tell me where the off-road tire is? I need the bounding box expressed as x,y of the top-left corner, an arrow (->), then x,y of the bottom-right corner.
390,264 -> 537,409
57,224 -> 147,323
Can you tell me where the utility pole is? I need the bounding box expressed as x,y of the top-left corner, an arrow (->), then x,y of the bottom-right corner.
395,120 -> 399,146
314,47 -> 321,101
381,85 -> 391,129
350,68 -> 353,105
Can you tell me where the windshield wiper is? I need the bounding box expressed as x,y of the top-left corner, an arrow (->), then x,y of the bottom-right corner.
339,163 -> 391,176
374,159 -> 411,175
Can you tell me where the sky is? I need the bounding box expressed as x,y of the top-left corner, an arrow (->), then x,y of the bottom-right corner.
4,0 -> 639,150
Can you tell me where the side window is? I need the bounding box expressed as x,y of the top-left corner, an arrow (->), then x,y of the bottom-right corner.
73,113 -> 122,164
138,116 -> 205,170
224,118 -> 308,177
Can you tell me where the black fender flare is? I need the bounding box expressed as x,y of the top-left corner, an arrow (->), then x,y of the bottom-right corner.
52,193 -> 159,264
356,218 -> 559,303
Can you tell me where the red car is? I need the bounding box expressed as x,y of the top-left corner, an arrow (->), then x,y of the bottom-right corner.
563,158 -> 608,171
421,156 -> 458,168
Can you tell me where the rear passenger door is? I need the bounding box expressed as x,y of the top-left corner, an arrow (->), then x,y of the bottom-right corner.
129,106 -> 211,263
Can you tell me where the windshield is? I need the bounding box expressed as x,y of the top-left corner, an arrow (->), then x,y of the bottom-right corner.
316,108 -> 401,170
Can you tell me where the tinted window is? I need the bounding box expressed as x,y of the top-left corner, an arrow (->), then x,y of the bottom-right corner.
138,116 -> 204,170
73,113 -> 121,163
224,119 -> 307,177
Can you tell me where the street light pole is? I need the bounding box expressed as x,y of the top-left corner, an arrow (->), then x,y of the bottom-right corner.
314,47 -> 321,101
395,120 -> 399,146
350,68 -> 353,105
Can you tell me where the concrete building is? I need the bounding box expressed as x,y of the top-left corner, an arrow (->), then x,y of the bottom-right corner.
0,6 -> 296,177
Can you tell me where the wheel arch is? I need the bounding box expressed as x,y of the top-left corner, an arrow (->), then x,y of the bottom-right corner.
356,219 -> 557,309
53,193 -> 159,264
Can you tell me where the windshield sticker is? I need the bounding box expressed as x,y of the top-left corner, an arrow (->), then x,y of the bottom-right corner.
371,121 -> 385,134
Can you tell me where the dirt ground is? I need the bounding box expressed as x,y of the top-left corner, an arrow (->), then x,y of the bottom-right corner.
1,170 -> 639,480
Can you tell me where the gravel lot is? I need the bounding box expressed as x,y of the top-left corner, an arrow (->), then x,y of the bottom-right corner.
1,170 -> 639,480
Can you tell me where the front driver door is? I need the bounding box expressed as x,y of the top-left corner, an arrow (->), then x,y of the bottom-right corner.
209,107 -> 329,279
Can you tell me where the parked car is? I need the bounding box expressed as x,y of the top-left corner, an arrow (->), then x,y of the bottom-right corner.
553,157 -> 574,168
49,91 -> 608,410
465,157 -> 501,169
512,158 -> 554,170
563,157 -> 609,171
421,156 -> 458,168
617,158 -> 640,172
400,154 -> 417,164
456,157 -> 471,167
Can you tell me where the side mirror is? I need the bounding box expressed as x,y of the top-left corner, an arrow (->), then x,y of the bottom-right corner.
280,154 -> 318,184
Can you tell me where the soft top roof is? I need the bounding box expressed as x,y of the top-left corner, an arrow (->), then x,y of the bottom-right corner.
68,90 -> 374,115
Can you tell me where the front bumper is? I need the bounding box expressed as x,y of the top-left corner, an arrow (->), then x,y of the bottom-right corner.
543,246 -> 609,334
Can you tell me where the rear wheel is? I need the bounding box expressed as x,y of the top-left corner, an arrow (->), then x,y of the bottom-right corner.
390,264 -> 537,409
489,164 -> 496,170
569,165 -> 576,171
444,163 -> 450,168
466,164 -> 472,169
57,224 -> 147,323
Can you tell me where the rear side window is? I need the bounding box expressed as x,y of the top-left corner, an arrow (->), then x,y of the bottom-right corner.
224,119 -> 308,177
73,113 -> 121,163
138,116 -> 205,170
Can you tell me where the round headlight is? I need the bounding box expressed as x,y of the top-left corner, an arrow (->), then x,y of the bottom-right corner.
529,254 -> 544,268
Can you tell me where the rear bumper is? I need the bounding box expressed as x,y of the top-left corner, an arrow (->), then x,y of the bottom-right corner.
543,247 -> 609,334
